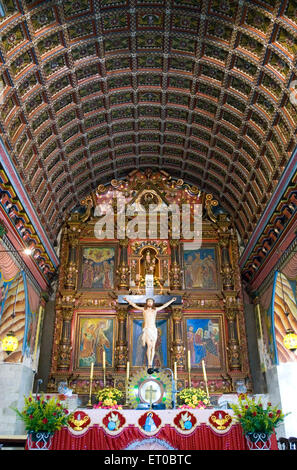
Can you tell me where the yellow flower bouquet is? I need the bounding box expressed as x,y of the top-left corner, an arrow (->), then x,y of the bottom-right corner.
94,387 -> 123,409
178,387 -> 210,409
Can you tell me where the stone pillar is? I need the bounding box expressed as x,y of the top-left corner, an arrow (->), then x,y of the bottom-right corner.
117,239 -> 130,291
171,305 -> 185,371
57,294 -> 75,371
115,304 -> 129,370
0,363 -> 34,435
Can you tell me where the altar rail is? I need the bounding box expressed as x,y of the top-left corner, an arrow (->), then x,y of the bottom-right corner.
0,435 -> 26,450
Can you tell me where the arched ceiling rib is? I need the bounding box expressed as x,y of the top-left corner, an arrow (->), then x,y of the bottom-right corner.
0,0 -> 297,245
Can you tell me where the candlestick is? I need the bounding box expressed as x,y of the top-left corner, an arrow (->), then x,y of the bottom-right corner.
187,350 -> 191,370
87,361 -> 94,408
103,350 -> 106,369
187,350 -> 191,388
202,359 -> 210,400
102,350 -> 106,387
126,361 -> 130,381
125,361 -> 130,406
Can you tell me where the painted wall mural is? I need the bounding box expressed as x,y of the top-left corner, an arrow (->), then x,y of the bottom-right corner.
259,271 -> 297,368
0,250 -> 42,366
274,272 -> 297,364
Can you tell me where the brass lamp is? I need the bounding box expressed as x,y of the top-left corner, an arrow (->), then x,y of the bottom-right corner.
1,331 -> 18,354
283,328 -> 297,352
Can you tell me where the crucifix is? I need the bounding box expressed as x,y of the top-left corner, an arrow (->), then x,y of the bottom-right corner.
123,296 -> 177,367
145,384 -> 157,409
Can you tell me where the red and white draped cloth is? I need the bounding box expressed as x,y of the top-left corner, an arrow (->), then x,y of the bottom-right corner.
34,409 -> 278,451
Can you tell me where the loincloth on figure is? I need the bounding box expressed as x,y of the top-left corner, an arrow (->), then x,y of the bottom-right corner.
142,326 -> 158,346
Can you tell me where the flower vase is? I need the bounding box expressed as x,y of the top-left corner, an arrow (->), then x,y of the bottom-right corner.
27,431 -> 54,450
245,432 -> 272,450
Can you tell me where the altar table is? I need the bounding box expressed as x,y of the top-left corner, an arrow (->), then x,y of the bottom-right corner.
48,408 -> 278,451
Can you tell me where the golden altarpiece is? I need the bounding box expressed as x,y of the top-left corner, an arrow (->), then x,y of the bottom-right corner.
47,170 -> 251,402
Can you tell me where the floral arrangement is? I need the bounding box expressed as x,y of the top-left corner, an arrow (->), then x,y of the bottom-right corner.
94,387 -> 123,409
177,387 -> 210,409
230,395 -> 286,436
14,393 -> 70,433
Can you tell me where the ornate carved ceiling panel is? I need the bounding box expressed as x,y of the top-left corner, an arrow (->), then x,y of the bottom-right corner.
0,0 -> 297,247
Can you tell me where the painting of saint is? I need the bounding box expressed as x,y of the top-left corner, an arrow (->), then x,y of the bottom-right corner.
132,319 -> 167,367
186,318 -> 221,369
80,246 -> 115,290
184,246 -> 218,289
77,317 -> 114,368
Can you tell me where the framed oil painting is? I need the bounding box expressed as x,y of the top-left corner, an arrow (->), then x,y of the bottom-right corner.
183,244 -> 219,290
185,316 -> 225,370
78,244 -> 117,290
131,318 -> 168,368
75,316 -> 115,369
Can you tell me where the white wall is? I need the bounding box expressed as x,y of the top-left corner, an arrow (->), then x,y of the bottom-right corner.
0,362 -> 35,435
266,363 -> 297,439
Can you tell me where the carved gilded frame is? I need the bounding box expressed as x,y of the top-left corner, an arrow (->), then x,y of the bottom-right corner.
181,242 -> 221,291
183,313 -> 226,372
77,242 -> 119,291
73,311 -> 117,372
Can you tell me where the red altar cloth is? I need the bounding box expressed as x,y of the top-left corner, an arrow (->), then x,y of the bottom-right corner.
45,409 -> 279,451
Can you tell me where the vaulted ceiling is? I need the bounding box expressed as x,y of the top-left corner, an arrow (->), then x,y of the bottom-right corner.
1,0 -> 297,258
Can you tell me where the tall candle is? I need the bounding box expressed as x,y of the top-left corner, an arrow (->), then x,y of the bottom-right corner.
103,350 -> 106,369
90,361 -> 94,380
187,350 -> 191,371
202,360 -> 207,382
126,361 -> 130,381
174,362 -> 177,381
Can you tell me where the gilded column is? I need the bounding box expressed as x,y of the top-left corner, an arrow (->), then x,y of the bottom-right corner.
57,294 -> 76,371
224,291 -> 241,371
169,240 -> 182,290
171,305 -> 185,371
117,239 -> 130,291
217,214 -> 234,291
217,214 -> 241,371
64,230 -> 78,290
115,304 -> 129,369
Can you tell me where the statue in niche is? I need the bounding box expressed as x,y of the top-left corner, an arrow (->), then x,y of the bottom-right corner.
144,250 -> 156,275
140,248 -> 159,279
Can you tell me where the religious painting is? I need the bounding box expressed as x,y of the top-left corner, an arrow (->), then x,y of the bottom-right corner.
183,244 -> 218,290
185,317 -> 224,370
75,316 -> 115,369
79,244 -> 117,290
131,318 -> 167,368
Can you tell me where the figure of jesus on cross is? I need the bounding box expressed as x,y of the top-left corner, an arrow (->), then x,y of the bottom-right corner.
123,297 -> 177,367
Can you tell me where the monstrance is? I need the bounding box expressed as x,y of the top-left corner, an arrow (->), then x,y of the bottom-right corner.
126,367 -> 173,409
